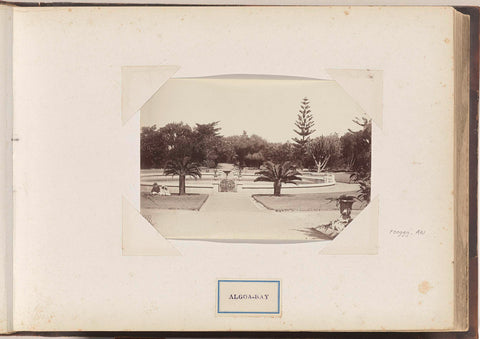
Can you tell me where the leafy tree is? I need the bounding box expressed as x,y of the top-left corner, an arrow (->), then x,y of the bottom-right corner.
225,132 -> 269,169
163,156 -> 201,195
195,121 -> 221,137
340,117 -> 371,173
141,125 -> 168,169
160,122 -> 197,160
307,134 -> 341,172
340,132 -> 357,171
346,117 -> 371,202
263,142 -> 295,164
292,97 -> 316,165
254,161 -> 302,196
350,117 -> 371,174
245,152 -> 264,168
248,134 -> 269,153
243,134 -> 268,168
340,117 -> 371,174
142,122 -> 203,193
194,122 -> 222,167
215,138 -> 236,164
352,172 -> 371,203
226,131 -> 250,168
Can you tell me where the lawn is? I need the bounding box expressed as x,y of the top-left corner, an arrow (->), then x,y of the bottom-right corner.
252,191 -> 365,211
141,192 -> 209,211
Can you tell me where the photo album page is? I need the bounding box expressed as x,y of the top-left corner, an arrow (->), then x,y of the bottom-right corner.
0,5 -> 470,332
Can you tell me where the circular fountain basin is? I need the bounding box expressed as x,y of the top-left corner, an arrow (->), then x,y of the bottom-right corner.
140,169 -> 336,194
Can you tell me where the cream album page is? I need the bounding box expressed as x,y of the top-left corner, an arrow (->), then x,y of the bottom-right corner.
10,6 -> 460,331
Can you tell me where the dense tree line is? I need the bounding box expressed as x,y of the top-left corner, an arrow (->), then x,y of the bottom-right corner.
141,97 -> 371,198
140,119 -> 371,174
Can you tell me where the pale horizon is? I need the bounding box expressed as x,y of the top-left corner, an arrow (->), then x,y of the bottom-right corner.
141,78 -> 368,142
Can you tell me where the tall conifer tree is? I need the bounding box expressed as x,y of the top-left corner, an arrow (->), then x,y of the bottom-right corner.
292,97 -> 316,166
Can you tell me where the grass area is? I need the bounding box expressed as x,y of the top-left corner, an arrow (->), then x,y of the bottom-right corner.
141,192 -> 209,211
252,191 -> 365,211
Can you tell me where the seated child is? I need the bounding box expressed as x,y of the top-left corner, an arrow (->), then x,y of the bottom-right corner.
151,182 -> 160,195
160,185 -> 171,196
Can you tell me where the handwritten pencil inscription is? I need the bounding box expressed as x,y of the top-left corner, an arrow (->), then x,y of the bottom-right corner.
389,229 -> 426,238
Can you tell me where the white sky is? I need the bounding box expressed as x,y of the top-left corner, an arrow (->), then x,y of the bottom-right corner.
140,78 -> 367,143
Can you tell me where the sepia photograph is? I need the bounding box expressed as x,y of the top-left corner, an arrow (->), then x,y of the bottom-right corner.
140,78 -> 372,240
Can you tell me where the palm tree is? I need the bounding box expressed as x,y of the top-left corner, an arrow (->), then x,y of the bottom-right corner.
164,156 -> 201,195
254,161 -> 302,196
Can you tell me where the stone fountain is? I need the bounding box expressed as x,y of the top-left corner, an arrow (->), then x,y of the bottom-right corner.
217,163 -> 236,192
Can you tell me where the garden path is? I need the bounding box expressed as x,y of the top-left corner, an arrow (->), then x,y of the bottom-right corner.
200,192 -> 262,213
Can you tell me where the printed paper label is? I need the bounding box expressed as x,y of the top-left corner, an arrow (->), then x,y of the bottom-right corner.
217,280 -> 281,315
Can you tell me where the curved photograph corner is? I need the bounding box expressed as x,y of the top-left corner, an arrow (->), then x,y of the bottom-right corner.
138,77 -> 372,241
